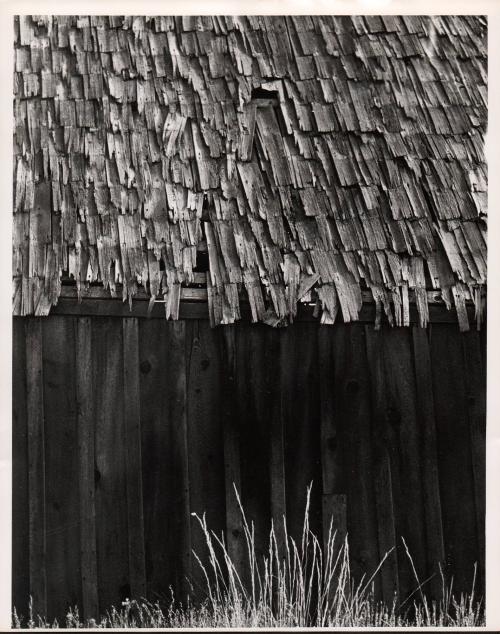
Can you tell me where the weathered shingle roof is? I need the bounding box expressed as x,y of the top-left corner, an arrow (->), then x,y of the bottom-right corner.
13,15 -> 487,328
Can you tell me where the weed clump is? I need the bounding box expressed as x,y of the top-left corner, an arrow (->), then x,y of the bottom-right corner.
13,485 -> 484,628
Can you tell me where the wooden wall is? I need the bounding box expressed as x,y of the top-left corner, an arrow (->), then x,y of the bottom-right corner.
12,313 -> 486,622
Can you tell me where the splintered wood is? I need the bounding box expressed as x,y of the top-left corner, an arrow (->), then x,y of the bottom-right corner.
13,15 -> 487,330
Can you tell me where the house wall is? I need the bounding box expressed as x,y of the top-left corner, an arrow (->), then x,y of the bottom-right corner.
12,312 -> 486,622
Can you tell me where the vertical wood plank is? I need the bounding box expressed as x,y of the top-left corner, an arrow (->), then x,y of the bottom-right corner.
382,328 -> 427,599
430,324 -> 478,595
139,319 -> 171,600
43,317 -> 81,621
122,318 -> 146,600
75,317 -> 98,620
12,318 -> 30,617
25,318 -> 47,618
168,321 -> 191,598
237,325 -> 272,564
220,326 -> 245,576
93,318 -> 129,613
318,327 -> 347,554
185,320 -> 225,599
320,361 -> 347,624
281,324 -> 322,543
279,328 -> 296,533
139,320 -> 191,601
480,323 -> 486,371
462,330 -> 486,592
412,326 -> 445,599
332,324 -> 378,585
365,326 -> 399,603
268,330 -> 286,537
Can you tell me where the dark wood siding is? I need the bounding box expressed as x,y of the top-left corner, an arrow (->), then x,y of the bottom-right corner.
12,314 -> 486,621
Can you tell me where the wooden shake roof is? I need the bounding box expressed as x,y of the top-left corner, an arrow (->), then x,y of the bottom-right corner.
13,15 -> 487,329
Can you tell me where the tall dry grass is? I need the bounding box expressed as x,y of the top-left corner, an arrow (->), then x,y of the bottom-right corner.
13,485 -> 484,628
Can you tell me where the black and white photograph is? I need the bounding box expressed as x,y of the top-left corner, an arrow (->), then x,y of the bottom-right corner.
11,11 -> 489,629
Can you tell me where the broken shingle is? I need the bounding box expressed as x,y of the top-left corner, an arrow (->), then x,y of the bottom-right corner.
12,14 -> 487,328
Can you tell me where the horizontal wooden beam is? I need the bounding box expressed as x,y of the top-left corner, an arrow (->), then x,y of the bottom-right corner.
50,297 -> 210,320
59,285 -> 209,302
252,97 -> 279,108
36,287 -> 479,325
58,284 -> 473,306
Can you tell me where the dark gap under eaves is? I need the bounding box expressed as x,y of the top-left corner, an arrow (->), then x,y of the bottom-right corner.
194,218 -> 210,273
193,249 -> 209,273
251,86 -> 279,100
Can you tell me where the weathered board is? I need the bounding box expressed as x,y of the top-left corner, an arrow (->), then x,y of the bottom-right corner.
14,16 -> 487,331
12,320 -> 29,617
122,318 -> 147,600
138,319 -> 173,600
75,317 -> 98,620
332,324 -> 379,587
185,320 -> 226,597
412,326 -> 445,600
236,325 -> 273,570
92,318 -> 129,614
25,319 -> 47,617
42,317 -> 81,618
12,315 -> 486,621
430,324 -> 480,594
365,326 -> 399,603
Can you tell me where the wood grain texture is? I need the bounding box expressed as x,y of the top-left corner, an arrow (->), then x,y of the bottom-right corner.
281,324 -> 322,543
365,326 -> 399,603
331,324 -> 379,586
92,318 -> 129,613
58,285 -> 464,305
462,330 -> 486,592
25,318 -> 47,618
122,318 -> 147,600
138,319 -> 172,601
75,317 -> 98,620
381,328 -> 427,601
430,324 -> 479,595
139,320 -> 191,600
237,325 -> 272,564
50,295 -> 475,325
42,316 -> 81,620
12,319 -> 30,617
14,17 -> 486,329
318,327 -> 347,554
167,321 -> 191,598
268,330 -> 286,542
12,316 -> 486,619
412,326 -> 445,599
220,326 -> 246,579
185,320 -> 225,599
